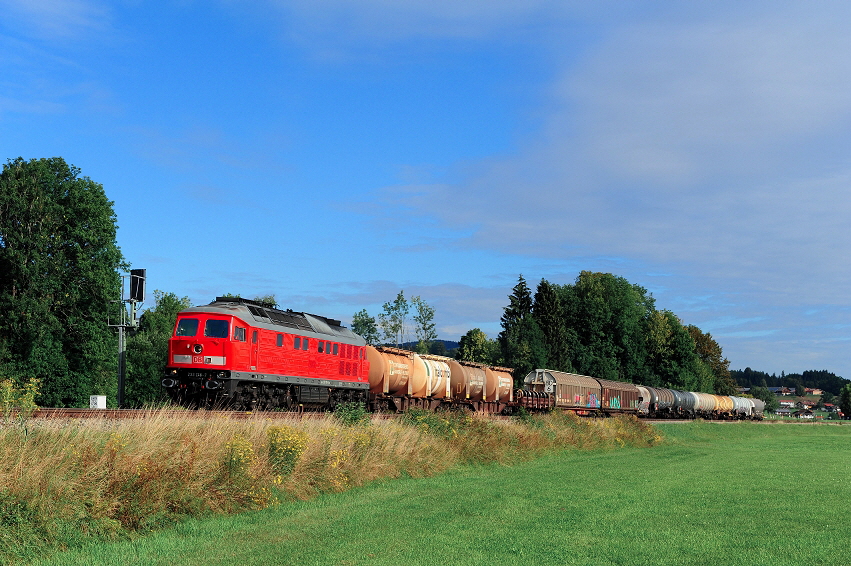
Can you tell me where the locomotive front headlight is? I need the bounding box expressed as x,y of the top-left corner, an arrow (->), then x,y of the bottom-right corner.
193,344 -> 203,354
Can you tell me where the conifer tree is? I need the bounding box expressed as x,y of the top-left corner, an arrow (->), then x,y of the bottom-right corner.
532,279 -> 572,372
499,275 -> 546,384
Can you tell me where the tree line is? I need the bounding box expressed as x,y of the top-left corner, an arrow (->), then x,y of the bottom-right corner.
458,273 -> 738,394
732,367 -> 851,416
731,368 -> 849,396
361,274 -> 739,396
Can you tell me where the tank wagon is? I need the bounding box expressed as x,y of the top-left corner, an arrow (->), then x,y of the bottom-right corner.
366,346 -> 513,413
161,299 -> 763,420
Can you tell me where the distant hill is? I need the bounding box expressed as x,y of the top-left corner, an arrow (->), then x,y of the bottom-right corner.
731,368 -> 848,395
388,340 -> 460,356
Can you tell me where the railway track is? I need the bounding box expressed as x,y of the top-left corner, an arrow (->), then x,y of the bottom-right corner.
25,409 -> 771,423
27,408 -> 508,421
30,408 -> 347,420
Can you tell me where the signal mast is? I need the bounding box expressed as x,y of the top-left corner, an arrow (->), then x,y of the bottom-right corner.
112,269 -> 145,407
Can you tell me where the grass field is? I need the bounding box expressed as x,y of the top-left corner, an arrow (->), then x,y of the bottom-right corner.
30,421 -> 851,566
0,409 -> 657,563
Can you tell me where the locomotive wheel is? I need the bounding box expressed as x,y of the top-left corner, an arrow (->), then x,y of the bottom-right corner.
283,387 -> 295,410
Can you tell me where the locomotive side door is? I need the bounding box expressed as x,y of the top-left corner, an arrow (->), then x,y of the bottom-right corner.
250,330 -> 259,370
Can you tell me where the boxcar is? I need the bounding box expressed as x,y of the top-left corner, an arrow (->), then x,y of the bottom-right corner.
596,378 -> 640,414
523,370 -> 602,413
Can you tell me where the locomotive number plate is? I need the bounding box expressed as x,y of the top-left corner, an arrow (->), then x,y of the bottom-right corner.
193,355 -> 203,364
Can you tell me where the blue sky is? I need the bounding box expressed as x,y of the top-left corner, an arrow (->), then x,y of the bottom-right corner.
2,1 -> 850,379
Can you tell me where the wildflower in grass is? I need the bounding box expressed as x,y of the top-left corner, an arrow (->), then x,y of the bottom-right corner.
320,427 -> 339,441
267,425 -> 309,476
106,432 -> 128,453
346,428 -> 374,456
327,449 -> 351,490
248,486 -> 278,507
223,433 -> 254,480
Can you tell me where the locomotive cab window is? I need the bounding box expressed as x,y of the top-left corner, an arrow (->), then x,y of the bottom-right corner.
204,319 -> 229,338
252,331 -> 258,344
234,327 -> 246,342
175,318 -> 199,337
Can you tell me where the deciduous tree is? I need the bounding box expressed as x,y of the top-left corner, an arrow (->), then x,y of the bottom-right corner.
351,309 -> 380,345
0,157 -> 124,406
687,325 -> 736,395
125,291 -> 190,406
457,328 -> 499,364
559,272 -> 653,383
410,296 -> 437,354
750,385 -> 780,413
378,291 -> 409,348
838,383 -> 851,418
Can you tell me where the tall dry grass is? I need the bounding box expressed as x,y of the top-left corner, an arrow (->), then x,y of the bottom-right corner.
0,409 -> 660,563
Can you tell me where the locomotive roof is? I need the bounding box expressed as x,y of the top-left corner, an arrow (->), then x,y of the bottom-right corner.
180,297 -> 365,344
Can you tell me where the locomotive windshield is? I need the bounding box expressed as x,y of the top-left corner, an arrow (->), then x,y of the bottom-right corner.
204,319 -> 230,338
175,318 -> 199,336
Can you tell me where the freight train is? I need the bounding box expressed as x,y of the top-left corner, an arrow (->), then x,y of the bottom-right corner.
161,297 -> 763,420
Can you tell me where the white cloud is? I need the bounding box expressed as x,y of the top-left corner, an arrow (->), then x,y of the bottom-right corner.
376,3 -> 851,308
571,10 -> 851,186
0,0 -> 111,41
267,0 -> 578,44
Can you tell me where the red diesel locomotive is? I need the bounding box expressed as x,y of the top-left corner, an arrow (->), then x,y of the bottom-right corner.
161,297 -> 370,410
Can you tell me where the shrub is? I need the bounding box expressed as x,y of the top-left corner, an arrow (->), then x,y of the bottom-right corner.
0,378 -> 40,425
333,402 -> 370,426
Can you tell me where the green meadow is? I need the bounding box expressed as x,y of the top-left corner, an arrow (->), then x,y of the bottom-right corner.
31,421 -> 851,566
